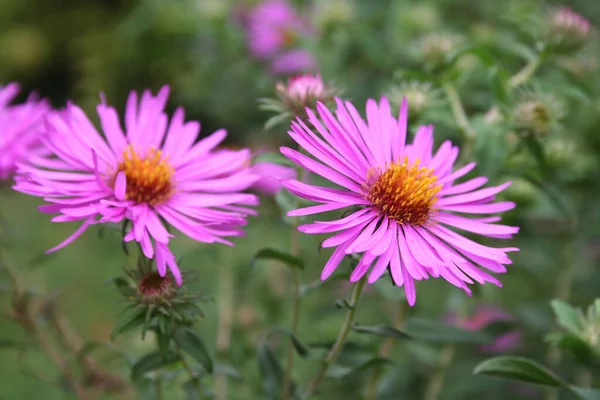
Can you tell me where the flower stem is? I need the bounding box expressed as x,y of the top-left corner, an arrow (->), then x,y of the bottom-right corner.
215,261 -> 234,400
179,350 -> 203,398
304,278 -> 367,399
282,218 -> 303,400
424,344 -> 456,400
365,302 -> 408,400
155,376 -> 163,400
444,82 -> 477,142
508,56 -> 542,89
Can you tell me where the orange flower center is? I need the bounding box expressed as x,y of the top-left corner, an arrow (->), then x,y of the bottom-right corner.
364,156 -> 441,225
116,145 -> 174,205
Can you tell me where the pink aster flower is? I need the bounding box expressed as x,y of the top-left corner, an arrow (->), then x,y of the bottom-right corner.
14,86 -> 259,285
547,7 -> 592,51
279,73 -> 326,103
447,306 -> 521,352
246,0 -> 310,59
252,161 -> 297,195
0,83 -> 50,180
280,97 -> 519,305
270,49 -> 318,75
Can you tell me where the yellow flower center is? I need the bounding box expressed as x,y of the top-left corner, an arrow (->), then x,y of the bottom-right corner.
116,145 -> 174,206
364,156 -> 442,225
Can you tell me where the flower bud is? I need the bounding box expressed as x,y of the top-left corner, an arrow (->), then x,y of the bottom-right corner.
580,299 -> 600,353
138,271 -> 177,304
502,177 -> 538,206
417,33 -> 464,70
546,8 -> 591,52
512,92 -> 565,137
386,81 -> 441,122
260,73 -> 339,128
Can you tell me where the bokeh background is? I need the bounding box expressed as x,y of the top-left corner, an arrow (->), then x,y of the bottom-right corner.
1,0 -> 600,399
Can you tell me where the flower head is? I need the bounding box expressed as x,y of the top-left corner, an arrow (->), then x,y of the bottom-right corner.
512,90 -> 565,137
14,86 -> 259,285
0,83 -> 50,180
416,33 -> 464,70
280,97 -> 519,305
547,7 -> 591,52
246,0 -> 310,59
447,306 -> 521,352
386,81 -> 442,123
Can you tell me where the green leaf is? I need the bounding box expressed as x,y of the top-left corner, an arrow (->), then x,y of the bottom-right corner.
473,356 -> 565,387
569,385 -> 600,400
174,328 -> 214,374
182,379 -> 202,400
353,325 -> 411,340
274,189 -> 298,225
268,329 -> 311,358
326,357 -> 392,379
299,271 -> 349,297
524,136 -> 548,172
110,277 -> 136,298
550,300 -> 583,335
253,152 -> 297,168
214,364 -> 243,379
0,340 -> 23,349
111,309 -> 147,340
403,318 -> 490,344
251,248 -> 304,270
257,342 -> 285,400
131,351 -> 180,381
489,66 -> 509,106
265,113 -> 292,131
545,332 -> 600,367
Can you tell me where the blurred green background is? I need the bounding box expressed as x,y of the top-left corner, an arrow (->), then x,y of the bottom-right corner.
2,0 -> 600,399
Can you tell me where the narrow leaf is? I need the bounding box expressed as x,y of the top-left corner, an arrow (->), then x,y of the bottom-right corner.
174,328 -> 214,374
326,357 -> 392,379
353,325 -> 411,340
111,309 -> 147,340
473,356 -> 565,387
131,351 -> 180,381
251,248 -> 304,270
550,299 -> 583,335
257,342 -> 285,400
268,329 -> 311,358
569,385 -> 600,400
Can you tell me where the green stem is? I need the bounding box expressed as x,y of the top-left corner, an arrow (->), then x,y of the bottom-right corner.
179,352 -> 203,398
444,82 -> 477,142
304,278 -> 367,399
155,376 -> 163,400
282,219 -> 302,400
424,344 -> 456,400
508,56 -> 542,89
365,302 -> 408,400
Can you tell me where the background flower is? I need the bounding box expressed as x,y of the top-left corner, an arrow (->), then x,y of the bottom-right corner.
0,83 -> 50,180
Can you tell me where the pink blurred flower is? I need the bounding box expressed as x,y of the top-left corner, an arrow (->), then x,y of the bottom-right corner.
14,86 -> 259,284
279,73 -> 326,103
252,161 -> 297,195
548,7 -> 591,51
0,83 -> 50,180
245,0 -> 317,74
448,306 -> 521,352
281,97 -> 519,305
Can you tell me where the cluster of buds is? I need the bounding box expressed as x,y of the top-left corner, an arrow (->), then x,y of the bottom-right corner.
385,81 -> 442,122
581,299 -> 600,351
259,73 -> 339,129
511,90 -> 565,137
416,33 -> 464,71
546,7 -> 592,53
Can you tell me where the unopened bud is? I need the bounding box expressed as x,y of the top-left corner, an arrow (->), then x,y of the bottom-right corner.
547,8 -> 591,52
138,272 -> 177,304
512,92 -> 565,137
417,33 -> 464,70
581,299 -> 600,351
386,81 -> 441,122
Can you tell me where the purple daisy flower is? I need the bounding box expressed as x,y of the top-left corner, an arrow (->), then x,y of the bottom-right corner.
14,86 -> 259,284
280,97 -> 519,305
0,83 -> 50,180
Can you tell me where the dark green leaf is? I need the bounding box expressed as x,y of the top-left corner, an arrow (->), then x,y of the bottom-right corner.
111,277 -> 136,298
326,357 -> 392,379
174,328 -> 214,374
257,342 -> 285,400
156,330 -> 171,358
353,325 -> 411,340
546,332 -> 600,367
0,339 -> 23,349
300,271 -> 349,297
550,299 -> 582,335
253,152 -> 297,168
251,248 -> 304,270
490,66 -> 509,106
473,356 -> 565,387
111,309 -> 147,340
131,351 -> 180,381
403,318 -> 490,344
268,329 -> 311,358
524,136 -> 548,171
334,299 -> 353,310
